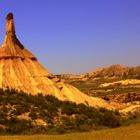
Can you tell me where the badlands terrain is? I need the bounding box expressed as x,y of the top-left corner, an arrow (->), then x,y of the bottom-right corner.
0,13 -> 140,138
58,65 -> 140,100
58,65 -> 140,114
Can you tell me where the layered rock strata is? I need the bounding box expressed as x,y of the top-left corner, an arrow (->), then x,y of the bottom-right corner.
0,13 -> 108,108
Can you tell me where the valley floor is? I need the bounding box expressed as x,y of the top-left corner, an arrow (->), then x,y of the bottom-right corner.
1,123 -> 140,140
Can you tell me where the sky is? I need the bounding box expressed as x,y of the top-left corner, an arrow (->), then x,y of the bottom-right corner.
0,0 -> 140,74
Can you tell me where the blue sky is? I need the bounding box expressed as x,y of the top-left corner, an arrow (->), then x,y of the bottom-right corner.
0,0 -> 140,74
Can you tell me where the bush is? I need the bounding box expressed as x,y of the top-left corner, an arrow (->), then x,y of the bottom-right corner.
29,108 -> 38,120
101,110 -> 120,128
61,102 -> 77,115
0,89 -> 123,134
13,104 -> 30,115
6,118 -> 31,134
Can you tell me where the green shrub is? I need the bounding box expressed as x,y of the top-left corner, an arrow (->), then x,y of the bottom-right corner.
0,89 -> 123,134
101,110 -> 120,128
29,108 -> 38,120
6,118 -> 31,134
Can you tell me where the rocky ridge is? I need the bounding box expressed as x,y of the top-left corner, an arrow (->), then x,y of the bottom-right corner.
59,65 -> 140,81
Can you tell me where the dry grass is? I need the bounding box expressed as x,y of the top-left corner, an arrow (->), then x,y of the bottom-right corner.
1,123 -> 140,140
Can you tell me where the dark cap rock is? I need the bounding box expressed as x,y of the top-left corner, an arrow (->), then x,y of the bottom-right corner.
6,13 -> 14,20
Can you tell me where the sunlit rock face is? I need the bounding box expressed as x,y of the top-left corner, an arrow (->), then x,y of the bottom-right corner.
0,13 -> 109,108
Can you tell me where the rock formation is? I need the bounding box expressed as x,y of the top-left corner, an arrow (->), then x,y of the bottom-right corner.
0,13 -> 108,108
59,65 -> 140,81
102,92 -> 140,103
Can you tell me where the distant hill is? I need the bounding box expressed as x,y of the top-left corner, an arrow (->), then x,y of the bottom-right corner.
57,65 -> 140,102
86,65 -> 140,79
58,65 -> 140,80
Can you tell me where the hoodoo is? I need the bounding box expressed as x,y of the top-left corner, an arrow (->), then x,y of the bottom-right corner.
0,13 -> 108,107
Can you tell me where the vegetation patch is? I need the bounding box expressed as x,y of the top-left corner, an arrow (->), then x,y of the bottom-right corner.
0,89 -> 121,134
0,89 -> 138,135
